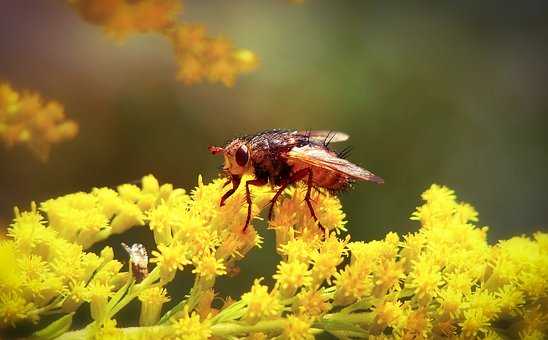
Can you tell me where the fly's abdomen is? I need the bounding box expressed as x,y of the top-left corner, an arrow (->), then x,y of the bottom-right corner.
312,168 -> 349,191
291,161 -> 350,190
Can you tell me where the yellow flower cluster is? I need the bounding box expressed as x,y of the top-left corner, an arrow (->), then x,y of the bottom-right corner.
67,0 -> 258,86
168,24 -> 258,87
1,177 -> 546,339
0,203 -> 123,328
68,0 -> 182,39
0,82 -> 78,160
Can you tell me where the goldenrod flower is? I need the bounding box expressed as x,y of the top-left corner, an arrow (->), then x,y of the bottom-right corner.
138,287 -> 170,326
274,260 -> 312,297
495,284 -> 524,314
94,318 -> 124,340
465,290 -> 501,321
1,177 -> 546,340
333,262 -> 374,306
84,281 -> 113,321
271,185 -> 347,236
437,288 -> 462,319
151,243 -> 190,282
309,234 -> 349,287
172,306 -> 212,340
192,251 -> 227,283
241,278 -> 282,324
373,300 -> 404,330
278,238 -> 317,263
294,289 -> 330,317
406,257 -> 443,305
0,291 -> 36,328
282,315 -> 314,340
460,309 -> 490,338
398,307 -> 432,339
373,259 -> 405,297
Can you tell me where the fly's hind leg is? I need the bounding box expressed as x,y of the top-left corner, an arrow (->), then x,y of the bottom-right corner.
243,178 -> 268,232
267,169 -> 310,221
303,169 -> 325,233
268,183 -> 289,221
269,168 -> 325,233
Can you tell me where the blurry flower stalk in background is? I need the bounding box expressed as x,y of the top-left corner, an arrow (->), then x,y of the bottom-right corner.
0,82 -> 78,161
68,0 -> 259,86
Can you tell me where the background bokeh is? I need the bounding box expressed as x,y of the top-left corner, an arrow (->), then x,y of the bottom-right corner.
1,0 -> 547,331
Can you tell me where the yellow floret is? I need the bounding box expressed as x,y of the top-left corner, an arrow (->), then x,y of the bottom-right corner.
282,315 -> 314,340
274,260 -> 312,297
192,251 -> 227,282
0,291 -> 36,327
172,306 -> 212,340
460,309 -> 490,338
241,278 -> 282,323
406,257 -> 443,305
138,287 -> 170,326
151,243 -> 191,283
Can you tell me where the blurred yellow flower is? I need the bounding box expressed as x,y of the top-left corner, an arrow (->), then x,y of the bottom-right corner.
66,1 -> 259,87
169,24 -> 259,87
68,0 -> 182,38
0,82 -> 78,160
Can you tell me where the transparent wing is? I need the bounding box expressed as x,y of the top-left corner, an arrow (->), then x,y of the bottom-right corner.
286,145 -> 384,184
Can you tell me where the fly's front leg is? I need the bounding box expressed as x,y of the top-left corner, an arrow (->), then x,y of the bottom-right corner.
244,178 -> 267,232
220,175 -> 241,207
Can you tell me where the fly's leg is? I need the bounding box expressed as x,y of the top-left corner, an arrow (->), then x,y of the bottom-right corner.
268,183 -> 289,220
220,175 -> 241,207
269,168 -> 325,233
244,178 -> 268,232
303,168 -> 325,233
267,169 -> 309,220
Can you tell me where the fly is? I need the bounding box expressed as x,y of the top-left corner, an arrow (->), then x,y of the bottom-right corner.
208,129 -> 383,232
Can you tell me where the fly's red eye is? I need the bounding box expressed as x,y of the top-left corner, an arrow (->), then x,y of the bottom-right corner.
235,145 -> 249,167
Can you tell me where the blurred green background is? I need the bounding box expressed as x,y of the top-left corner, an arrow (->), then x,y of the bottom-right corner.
1,0 -> 547,331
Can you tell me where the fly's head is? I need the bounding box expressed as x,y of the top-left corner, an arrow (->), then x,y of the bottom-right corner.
209,138 -> 252,177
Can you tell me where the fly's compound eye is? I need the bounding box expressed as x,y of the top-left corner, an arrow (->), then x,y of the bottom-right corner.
235,144 -> 249,167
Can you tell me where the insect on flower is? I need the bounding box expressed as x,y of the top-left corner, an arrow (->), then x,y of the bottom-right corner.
208,129 -> 383,232
122,242 -> 149,283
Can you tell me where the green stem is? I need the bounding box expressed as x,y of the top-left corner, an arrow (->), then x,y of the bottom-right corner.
323,311 -> 375,325
106,266 -> 160,320
158,275 -> 213,324
32,313 -> 74,340
57,312 -> 371,339
210,319 -> 287,336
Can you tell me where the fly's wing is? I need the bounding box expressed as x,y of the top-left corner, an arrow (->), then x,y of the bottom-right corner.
286,145 -> 384,184
297,130 -> 350,144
